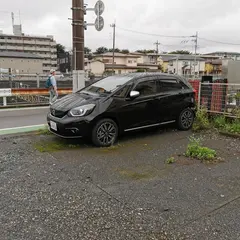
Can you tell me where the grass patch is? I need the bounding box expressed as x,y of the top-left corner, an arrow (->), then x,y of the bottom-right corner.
118,169 -> 153,180
37,126 -> 52,135
166,157 -> 175,164
185,136 -> 217,162
34,140 -> 81,152
100,144 -> 123,152
193,108 -> 240,135
212,115 -> 240,134
192,107 -> 210,132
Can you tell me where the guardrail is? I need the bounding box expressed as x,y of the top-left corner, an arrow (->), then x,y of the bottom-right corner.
0,88 -> 72,107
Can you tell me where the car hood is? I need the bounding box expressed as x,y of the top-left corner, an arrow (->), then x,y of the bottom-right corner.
52,92 -> 101,112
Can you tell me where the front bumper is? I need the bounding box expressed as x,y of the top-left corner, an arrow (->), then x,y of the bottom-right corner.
47,113 -> 91,138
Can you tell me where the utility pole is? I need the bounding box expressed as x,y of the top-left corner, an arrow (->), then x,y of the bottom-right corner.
70,0 -> 105,91
154,41 -> 160,65
110,22 -> 116,74
193,31 -> 198,77
154,40 -> 160,54
72,0 -> 84,70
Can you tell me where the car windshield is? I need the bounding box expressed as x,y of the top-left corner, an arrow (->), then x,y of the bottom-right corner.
81,75 -> 132,94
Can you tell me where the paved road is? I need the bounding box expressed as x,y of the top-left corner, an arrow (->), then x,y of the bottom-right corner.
0,107 -> 49,129
0,129 -> 239,239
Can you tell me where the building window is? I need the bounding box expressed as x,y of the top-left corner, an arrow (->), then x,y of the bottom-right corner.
128,60 -> 132,63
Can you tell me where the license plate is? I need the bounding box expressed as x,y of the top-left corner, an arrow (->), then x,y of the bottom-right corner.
50,121 -> 57,131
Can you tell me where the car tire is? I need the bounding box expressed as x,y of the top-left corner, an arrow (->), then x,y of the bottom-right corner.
92,118 -> 118,147
177,108 -> 194,131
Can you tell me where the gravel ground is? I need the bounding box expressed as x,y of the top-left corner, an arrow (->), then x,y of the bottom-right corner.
0,128 -> 240,240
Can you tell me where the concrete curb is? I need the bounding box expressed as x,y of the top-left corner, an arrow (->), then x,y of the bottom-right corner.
0,124 -> 47,136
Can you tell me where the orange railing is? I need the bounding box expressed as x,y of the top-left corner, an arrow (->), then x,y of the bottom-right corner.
11,88 -> 72,95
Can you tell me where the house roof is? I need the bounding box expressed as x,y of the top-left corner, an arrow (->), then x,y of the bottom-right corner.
95,52 -> 140,58
205,51 -> 240,55
105,64 -> 149,70
0,51 -> 42,59
138,63 -> 158,67
206,59 -> 222,65
169,55 -> 205,61
159,56 -> 176,62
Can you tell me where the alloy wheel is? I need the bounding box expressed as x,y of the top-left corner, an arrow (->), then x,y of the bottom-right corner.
97,122 -> 117,145
180,109 -> 194,129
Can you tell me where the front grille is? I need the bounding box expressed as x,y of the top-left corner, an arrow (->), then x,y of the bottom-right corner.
50,108 -> 66,118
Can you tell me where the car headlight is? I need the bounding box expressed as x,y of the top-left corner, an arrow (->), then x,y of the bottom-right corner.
69,104 -> 95,117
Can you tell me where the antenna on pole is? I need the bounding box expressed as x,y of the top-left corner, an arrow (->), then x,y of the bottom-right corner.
19,10 -> 22,25
11,12 -> 14,26
154,40 -> 160,54
110,21 -> 116,75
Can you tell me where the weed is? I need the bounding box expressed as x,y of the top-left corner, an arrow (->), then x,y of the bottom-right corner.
34,141 -> 80,152
212,115 -> 226,129
37,126 -> 52,135
224,119 -> 240,134
166,157 -> 175,164
192,107 -> 210,132
212,115 -> 240,134
118,169 -> 153,180
186,136 -> 216,161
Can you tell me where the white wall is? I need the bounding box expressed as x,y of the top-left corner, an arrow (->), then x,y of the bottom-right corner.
85,61 -> 105,76
168,60 -> 205,75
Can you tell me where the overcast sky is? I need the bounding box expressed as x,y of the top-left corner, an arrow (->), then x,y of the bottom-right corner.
1,0 -> 240,53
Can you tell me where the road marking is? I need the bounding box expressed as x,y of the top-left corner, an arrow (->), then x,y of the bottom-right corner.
0,106 -> 49,112
0,124 -> 47,136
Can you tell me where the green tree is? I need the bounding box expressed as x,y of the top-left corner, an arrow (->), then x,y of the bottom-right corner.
168,50 -> 191,54
95,47 -> 108,54
121,49 -> 130,54
109,48 -> 120,53
56,44 -> 65,57
136,49 -> 155,54
84,47 -> 93,60
84,47 -> 92,55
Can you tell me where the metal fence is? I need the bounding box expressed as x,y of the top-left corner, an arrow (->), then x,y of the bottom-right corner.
190,81 -> 240,118
0,88 -> 72,107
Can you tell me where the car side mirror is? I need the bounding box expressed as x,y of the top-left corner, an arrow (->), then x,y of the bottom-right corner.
130,90 -> 140,99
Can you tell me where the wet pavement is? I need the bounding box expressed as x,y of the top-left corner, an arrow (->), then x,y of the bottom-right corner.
0,128 -> 240,239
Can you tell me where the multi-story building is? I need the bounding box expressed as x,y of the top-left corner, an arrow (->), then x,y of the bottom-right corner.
0,51 -> 43,74
0,33 -> 57,73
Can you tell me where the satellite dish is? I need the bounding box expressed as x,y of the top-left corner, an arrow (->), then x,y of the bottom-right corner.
94,0 -> 105,16
95,16 -> 104,31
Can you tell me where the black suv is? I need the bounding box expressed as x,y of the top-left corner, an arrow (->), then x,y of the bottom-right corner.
47,73 -> 195,147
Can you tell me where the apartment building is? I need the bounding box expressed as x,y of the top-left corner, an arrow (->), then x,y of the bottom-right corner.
0,33 -> 57,73
0,51 -> 43,74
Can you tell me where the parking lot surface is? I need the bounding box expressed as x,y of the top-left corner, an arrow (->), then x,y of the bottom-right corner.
0,128 -> 240,239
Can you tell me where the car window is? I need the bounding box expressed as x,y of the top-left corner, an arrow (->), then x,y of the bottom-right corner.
134,80 -> 157,97
157,79 -> 184,92
114,84 -> 132,98
81,75 -> 133,94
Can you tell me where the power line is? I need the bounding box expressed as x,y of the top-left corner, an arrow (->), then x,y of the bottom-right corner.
116,26 -> 192,38
117,26 -> 240,46
198,37 -> 240,46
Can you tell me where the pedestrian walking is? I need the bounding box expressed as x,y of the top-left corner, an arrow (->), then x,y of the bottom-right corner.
46,69 -> 58,105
